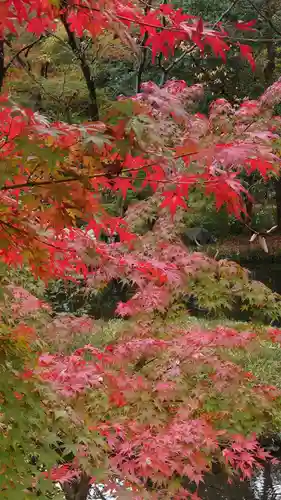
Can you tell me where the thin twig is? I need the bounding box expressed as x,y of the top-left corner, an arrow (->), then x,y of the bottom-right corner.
158,0 -> 241,80
213,0 -> 240,28
246,0 -> 281,37
162,44 -> 196,79
4,37 -> 43,75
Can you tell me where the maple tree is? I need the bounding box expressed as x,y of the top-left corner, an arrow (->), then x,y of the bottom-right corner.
1,1 -> 281,499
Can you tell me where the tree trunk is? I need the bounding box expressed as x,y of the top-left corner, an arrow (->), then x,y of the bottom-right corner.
60,14 -> 99,121
263,0 -> 276,85
262,460 -> 273,500
61,473 -> 91,500
135,0 -> 152,92
40,61 -> 49,79
275,177 -> 281,228
264,40 -> 276,84
0,39 -> 4,92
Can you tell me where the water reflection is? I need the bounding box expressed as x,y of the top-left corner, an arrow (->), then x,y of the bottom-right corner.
251,462 -> 281,499
197,462 -> 281,500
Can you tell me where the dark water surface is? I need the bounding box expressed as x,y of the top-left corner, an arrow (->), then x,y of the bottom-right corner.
198,463 -> 281,499
240,259 -> 281,296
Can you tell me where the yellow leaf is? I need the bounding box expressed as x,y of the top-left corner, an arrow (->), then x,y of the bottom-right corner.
82,156 -> 98,169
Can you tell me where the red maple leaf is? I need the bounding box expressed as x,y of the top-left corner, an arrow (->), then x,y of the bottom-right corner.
43,464 -> 80,483
14,392 -> 24,400
237,43 -> 256,71
246,158 -> 276,177
205,173 -> 248,218
235,20 -> 256,32
160,190 -> 187,217
116,227 -> 136,245
204,34 -> 230,62
112,178 -> 134,198
27,17 -> 55,37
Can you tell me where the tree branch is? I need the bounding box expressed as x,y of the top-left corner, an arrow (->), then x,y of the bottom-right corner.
136,32 -> 149,92
160,45 -> 197,84
213,0 -> 241,28
246,0 -> 281,37
0,151 -> 200,193
3,42 -> 70,111
3,37 -> 43,76
60,10 -> 99,121
71,2 -> 281,44
0,40 -> 4,92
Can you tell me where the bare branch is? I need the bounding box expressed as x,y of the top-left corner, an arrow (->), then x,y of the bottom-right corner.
4,37 -> 43,75
246,0 -> 281,37
213,0 -> 240,28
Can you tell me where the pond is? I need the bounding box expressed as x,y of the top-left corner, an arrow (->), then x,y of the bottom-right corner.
198,461 -> 281,499
239,258 -> 281,297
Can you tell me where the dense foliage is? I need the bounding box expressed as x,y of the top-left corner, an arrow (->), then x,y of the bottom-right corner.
1,1 -> 281,499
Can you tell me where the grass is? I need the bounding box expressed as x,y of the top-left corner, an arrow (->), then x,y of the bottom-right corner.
59,312 -> 281,390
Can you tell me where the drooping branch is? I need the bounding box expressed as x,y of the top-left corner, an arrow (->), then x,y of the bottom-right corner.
3,38 -> 69,112
3,38 -> 43,75
213,0 -> 241,28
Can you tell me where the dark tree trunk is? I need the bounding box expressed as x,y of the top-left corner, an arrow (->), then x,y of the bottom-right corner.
40,61 -> 49,78
136,32 -> 148,93
263,0 -> 276,85
135,0 -> 152,92
241,176 -> 254,230
275,177 -> 281,229
60,14 -> 99,121
245,197 -> 253,224
262,460 -> 273,500
61,473 -> 91,500
0,39 -> 4,92
264,40 -> 276,84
